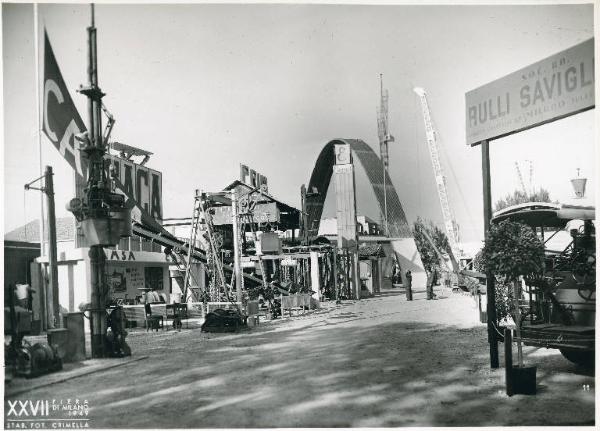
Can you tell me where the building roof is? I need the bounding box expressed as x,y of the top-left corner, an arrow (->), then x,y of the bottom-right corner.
4,218 -> 75,243
358,243 -> 385,258
222,180 -> 301,230
223,180 -> 298,212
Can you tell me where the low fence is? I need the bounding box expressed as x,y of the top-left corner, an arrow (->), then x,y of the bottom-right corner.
121,303 -> 206,328
186,302 -> 206,319
280,293 -> 312,317
120,297 -> 309,328
121,305 -> 150,328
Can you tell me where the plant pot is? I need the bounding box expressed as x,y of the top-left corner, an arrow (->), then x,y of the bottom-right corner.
511,365 -> 537,395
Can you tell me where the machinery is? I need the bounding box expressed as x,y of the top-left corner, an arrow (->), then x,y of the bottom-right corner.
414,87 -> 464,282
377,75 -> 395,235
201,308 -> 244,333
492,202 -> 595,366
4,286 -> 62,378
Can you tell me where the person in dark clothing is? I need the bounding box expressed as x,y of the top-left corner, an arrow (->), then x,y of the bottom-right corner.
426,272 -> 437,300
404,270 -> 413,301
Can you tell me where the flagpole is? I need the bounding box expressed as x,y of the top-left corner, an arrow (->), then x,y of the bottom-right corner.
34,3 -> 46,256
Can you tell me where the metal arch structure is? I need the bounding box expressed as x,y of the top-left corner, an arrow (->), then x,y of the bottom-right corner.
304,139 -> 413,240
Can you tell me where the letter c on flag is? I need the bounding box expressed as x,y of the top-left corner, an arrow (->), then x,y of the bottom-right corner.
44,78 -> 63,142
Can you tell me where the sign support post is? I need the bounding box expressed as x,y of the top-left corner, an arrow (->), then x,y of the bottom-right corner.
481,139 -> 499,368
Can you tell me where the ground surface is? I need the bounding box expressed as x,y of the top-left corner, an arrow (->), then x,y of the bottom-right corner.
4,286 -> 595,427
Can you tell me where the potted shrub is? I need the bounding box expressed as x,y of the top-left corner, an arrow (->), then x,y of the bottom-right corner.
480,219 -> 545,394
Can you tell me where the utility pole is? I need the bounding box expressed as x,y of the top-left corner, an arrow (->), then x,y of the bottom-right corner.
25,166 -> 60,329
45,166 -> 60,328
79,4 -> 108,358
33,4 -> 46,261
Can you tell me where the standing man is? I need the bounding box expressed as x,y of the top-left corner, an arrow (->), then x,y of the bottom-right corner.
404,270 -> 413,301
426,272 -> 437,300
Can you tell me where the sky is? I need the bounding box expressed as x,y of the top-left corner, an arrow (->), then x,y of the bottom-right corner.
2,2 -> 595,244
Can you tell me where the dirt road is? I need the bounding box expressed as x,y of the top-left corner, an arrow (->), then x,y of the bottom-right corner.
4,287 -> 595,427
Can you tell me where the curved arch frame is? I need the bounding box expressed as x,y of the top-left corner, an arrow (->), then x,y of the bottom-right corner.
305,139 -> 412,240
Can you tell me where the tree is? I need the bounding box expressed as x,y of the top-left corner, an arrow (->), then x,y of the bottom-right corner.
494,187 -> 552,212
479,220 -> 545,366
413,217 -> 451,284
472,251 -> 512,324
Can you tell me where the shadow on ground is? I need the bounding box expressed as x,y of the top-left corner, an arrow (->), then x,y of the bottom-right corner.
6,309 -> 594,428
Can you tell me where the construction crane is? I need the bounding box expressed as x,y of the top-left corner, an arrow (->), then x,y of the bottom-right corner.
515,161 -> 528,195
377,74 -> 394,169
377,74 -> 395,235
413,87 -> 461,274
515,160 -> 534,195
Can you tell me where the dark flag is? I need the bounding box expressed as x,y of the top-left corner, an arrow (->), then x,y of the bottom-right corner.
42,30 -> 88,179
41,30 -> 165,234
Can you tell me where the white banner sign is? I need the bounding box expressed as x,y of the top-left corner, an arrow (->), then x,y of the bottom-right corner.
465,38 -> 594,146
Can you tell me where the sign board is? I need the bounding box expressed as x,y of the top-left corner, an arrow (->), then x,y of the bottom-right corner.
465,38 -> 594,145
107,265 -> 164,299
104,249 -> 169,263
240,164 -> 268,193
127,267 -> 145,292
105,155 -> 163,222
211,202 -> 280,225
334,143 -> 352,165
42,30 -> 168,244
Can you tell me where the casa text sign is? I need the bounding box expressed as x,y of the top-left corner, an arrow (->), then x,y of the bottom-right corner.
106,249 -> 136,261
465,38 -> 594,146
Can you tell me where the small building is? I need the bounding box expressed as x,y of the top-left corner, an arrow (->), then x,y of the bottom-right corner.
6,217 -> 171,331
358,243 -> 386,295
4,221 -> 45,290
317,216 -> 396,292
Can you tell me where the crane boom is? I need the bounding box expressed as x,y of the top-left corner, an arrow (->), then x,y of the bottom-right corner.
413,87 -> 461,265
515,161 -> 528,194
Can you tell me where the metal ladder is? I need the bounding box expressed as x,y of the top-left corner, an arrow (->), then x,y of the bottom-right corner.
193,191 -> 229,303
240,210 -> 269,291
168,247 -> 201,302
